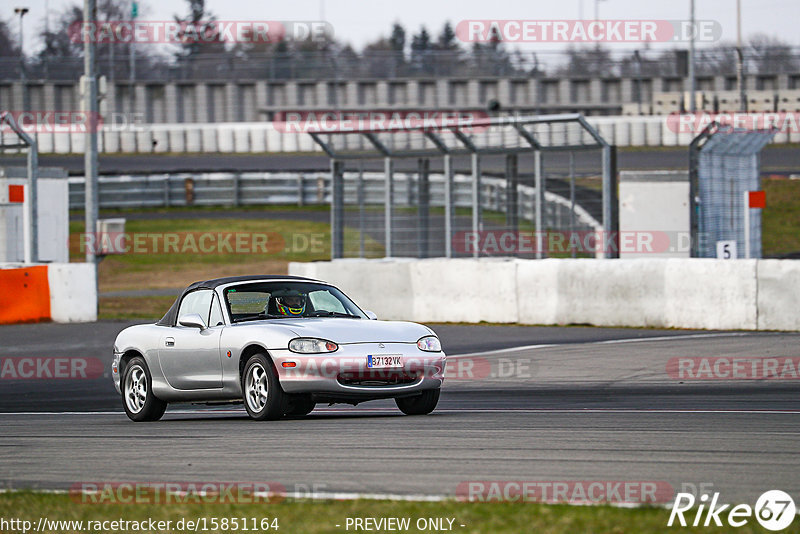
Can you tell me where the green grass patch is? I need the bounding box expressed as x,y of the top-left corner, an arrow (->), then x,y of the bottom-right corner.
99,296 -> 177,321
762,179 -> 800,257
69,217 -> 383,268
68,213 -> 383,320
0,492 -> 788,534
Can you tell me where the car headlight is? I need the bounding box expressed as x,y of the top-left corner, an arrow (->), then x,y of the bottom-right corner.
417,336 -> 442,352
289,338 -> 338,354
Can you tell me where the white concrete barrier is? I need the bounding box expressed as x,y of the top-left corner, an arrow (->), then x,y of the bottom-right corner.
120,131 -> 137,152
27,115 -> 796,153
47,263 -> 98,323
135,130 -> 153,152
201,127 -> 218,152
291,259 -> 414,320
289,258 -> 798,331
53,132 -> 71,153
756,260 -> 800,331
630,119 -> 646,146
265,125 -> 282,152
185,128 -> 202,152
168,129 -> 185,153
152,129 -> 169,153
410,258 -> 518,323
556,259 -> 670,327
646,118 -> 662,146
0,263 -> 97,323
233,127 -> 251,153
663,259 -> 757,330
217,126 -> 235,152
104,130 -> 120,153
37,132 -> 54,153
250,126 -> 267,153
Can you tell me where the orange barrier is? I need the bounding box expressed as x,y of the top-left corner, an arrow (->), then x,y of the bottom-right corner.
0,266 -> 51,324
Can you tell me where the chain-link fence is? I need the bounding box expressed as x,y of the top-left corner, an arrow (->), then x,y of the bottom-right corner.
690,123 -> 775,258
314,114 -> 616,260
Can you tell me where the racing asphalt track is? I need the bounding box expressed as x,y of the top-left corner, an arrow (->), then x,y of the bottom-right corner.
1,321 -> 799,504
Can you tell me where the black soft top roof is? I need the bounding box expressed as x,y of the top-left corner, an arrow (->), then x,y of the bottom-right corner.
157,275 -> 320,326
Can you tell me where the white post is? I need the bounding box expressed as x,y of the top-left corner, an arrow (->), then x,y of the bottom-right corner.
743,190 -> 750,259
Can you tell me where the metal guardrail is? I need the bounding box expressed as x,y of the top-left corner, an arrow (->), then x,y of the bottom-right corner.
68,171 -> 602,229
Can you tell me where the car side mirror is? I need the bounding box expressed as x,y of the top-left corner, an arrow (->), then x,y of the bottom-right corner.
178,313 -> 207,330
364,310 -> 378,320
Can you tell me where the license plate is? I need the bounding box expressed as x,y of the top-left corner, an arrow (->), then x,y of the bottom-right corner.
367,355 -> 403,369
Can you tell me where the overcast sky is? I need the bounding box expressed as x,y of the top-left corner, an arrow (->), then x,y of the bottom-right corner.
8,0 -> 800,55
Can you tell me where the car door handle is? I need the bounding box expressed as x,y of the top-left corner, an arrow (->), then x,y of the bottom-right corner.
165,337 -> 175,347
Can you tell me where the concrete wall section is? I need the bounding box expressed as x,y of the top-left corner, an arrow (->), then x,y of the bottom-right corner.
292,259 -> 414,320
663,259 -> 757,330
756,260 -> 800,331
0,263 -> 96,324
410,258 -> 518,324
554,259 -> 669,328
290,258 -> 797,331
516,259 -> 559,325
47,263 -> 98,323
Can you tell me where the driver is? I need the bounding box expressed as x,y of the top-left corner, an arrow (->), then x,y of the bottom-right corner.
272,289 -> 306,316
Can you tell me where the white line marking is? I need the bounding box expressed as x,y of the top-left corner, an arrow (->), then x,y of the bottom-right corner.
1,408 -> 798,416
452,332 -> 753,358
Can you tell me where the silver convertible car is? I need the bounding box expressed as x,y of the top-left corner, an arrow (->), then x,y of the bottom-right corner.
112,275 -> 446,421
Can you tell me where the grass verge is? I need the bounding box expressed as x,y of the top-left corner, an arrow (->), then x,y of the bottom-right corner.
762,178 -> 800,257
0,492 -> 786,534
69,214 -> 383,319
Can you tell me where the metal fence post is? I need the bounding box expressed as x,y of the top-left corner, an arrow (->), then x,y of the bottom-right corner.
384,157 -> 394,258
330,159 -> 344,259
534,150 -> 544,259
26,140 -> 38,263
417,158 -> 430,258
505,154 -> 518,235
569,152 -> 576,258
357,163 -> 365,258
444,154 -> 454,258
471,152 -> 481,259
601,144 -> 618,258
601,145 -> 612,258
297,174 -> 305,206
163,175 -> 170,207
233,173 -> 240,207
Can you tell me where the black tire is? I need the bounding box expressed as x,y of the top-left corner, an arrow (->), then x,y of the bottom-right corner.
286,394 -> 316,416
122,356 -> 167,422
242,353 -> 287,421
395,388 -> 440,415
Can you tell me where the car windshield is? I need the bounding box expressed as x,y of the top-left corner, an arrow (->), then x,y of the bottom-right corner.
224,281 -> 367,322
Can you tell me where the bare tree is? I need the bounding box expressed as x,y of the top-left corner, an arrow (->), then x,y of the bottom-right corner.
0,18 -> 19,57
748,34 -> 798,74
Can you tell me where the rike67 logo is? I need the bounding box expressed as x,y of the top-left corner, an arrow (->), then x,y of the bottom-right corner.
669,490 -> 796,531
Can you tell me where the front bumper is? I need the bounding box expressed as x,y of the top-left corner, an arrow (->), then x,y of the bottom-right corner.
270,342 -> 446,396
